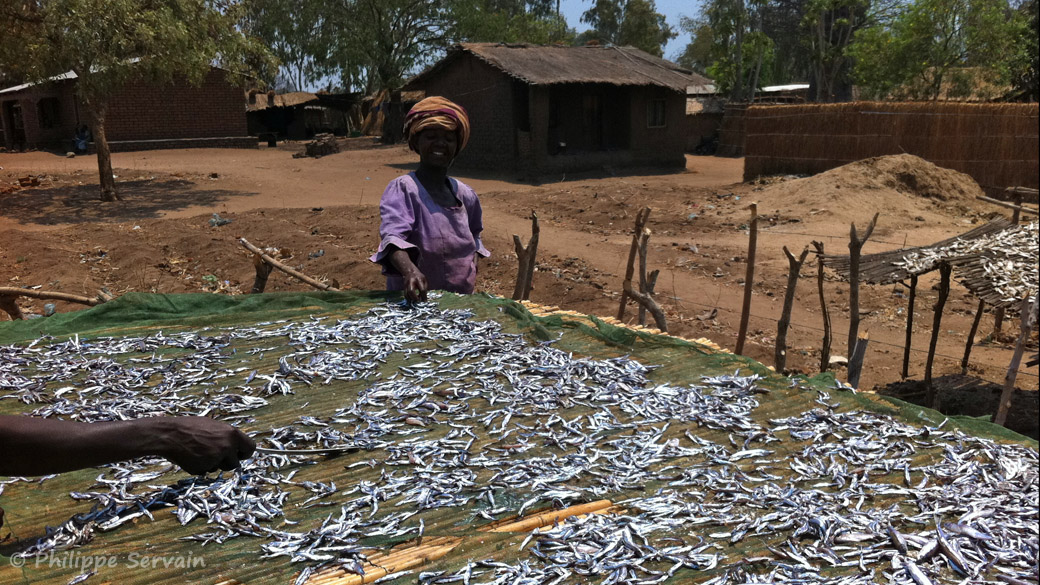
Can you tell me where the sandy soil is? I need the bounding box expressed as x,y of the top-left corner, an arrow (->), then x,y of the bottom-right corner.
1,139 -> 1036,437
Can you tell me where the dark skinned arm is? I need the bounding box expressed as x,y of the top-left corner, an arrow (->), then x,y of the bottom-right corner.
0,415 -> 255,477
388,248 -> 428,302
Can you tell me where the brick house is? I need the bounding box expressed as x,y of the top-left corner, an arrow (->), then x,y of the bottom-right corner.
0,67 -> 254,152
402,43 -> 709,176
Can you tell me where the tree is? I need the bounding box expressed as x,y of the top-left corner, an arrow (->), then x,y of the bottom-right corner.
849,0 -> 1028,100
675,17 -> 714,73
803,0 -> 868,101
243,0 -> 329,91
450,0 -> 572,45
579,0 -> 676,56
1007,0 -> 1038,100
693,0 -> 774,100
0,0 -> 272,202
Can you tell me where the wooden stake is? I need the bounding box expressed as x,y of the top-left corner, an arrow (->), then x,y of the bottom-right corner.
847,331 -> 869,388
638,269 -> 659,326
812,241 -> 832,373
617,207 -> 651,321
902,275 -> 917,380
847,213 -> 879,360
775,245 -> 809,373
250,253 -> 274,294
735,203 -> 758,355
239,238 -> 338,292
0,294 -> 24,321
961,298 -> 985,374
511,211 -> 540,301
623,224 -> 668,332
925,262 -> 951,409
991,192 -> 1023,336
993,296 -> 1038,426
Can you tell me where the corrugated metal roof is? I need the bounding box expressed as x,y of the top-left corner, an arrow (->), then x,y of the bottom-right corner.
404,43 -> 711,93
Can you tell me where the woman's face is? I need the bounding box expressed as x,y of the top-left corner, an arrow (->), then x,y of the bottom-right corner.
415,127 -> 458,169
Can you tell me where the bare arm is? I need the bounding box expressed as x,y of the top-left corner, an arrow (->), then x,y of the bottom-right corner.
389,248 -> 428,302
0,415 -> 255,476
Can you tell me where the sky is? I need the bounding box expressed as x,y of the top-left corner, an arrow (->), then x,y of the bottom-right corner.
558,0 -> 698,62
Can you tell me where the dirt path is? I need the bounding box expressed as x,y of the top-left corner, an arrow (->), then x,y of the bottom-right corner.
2,141 -> 1036,437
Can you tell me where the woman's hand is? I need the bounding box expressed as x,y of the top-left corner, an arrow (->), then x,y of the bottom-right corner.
389,249 -> 428,302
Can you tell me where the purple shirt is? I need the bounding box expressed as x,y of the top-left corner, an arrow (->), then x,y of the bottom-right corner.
370,172 -> 490,294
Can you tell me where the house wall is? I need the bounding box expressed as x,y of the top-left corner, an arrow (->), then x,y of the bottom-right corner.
626,86 -> 686,167
104,68 -> 247,141
410,53 -> 518,172
0,79 -> 81,151
1,68 -> 248,151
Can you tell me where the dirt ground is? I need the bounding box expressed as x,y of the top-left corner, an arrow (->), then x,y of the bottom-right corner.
1,139 -> 1037,438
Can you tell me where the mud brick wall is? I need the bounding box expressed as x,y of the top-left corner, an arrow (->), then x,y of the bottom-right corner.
103,68 -> 248,141
744,102 -> 1039,197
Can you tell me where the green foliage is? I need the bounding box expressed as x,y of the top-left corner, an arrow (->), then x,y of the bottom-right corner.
802,0 -> 868,101
243,0 -> 329,91
450,0 -> 572,45
849,0 -> 1028,100
578,0 -> 676,56
1008,0 -> 1038,100
675,17 -> 714,73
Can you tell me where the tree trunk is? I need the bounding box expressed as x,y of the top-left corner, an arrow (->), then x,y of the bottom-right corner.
88,103 -> 120,202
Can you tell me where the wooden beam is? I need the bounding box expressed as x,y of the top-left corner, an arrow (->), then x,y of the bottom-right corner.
735,203 -> 758,355
775,245 -> 809,373
976,195 -> 1038,216
240,238 -> 338,292
812,241 -> 832,373
993,296 -> 1037,427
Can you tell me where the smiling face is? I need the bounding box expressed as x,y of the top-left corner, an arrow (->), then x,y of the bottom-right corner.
414,127 -> 458,169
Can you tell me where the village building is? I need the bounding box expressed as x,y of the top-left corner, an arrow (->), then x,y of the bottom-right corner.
0,67 -> 254,152
246,90 -> 361,141
402,43 -> 710,176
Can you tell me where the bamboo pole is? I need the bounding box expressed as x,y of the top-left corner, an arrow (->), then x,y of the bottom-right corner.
961,298 -> 986,374
775,245 -> 809,373
847,213 -> 879,361
735,203 -> 758,355
485,500 -> 614,533
0,287 -> 105,306
902,275 -> 918,380
847,331 -> 869,388
511,211 -> 540,301
812,242 -> 832,373
993,296 -> 1038,427
239,238 -> 338,291
617,207 -> 651,322
925,262 -> 951,408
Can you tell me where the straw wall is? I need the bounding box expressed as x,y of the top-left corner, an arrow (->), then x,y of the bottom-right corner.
743,102 -> 1039,196
717,104 -> 748,157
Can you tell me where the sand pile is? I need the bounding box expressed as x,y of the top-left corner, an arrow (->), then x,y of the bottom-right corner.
755,154 -> 984,227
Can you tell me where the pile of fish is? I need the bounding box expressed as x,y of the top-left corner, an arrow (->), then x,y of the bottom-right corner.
1,299 -> 1037,585
893,220 -> 1038,304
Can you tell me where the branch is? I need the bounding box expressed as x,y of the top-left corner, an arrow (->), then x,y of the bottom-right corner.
239,238 -> 338,292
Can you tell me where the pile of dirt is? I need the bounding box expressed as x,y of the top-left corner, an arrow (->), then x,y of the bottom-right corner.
752,154 -> 985,228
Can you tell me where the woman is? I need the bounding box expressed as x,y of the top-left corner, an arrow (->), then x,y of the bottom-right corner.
370,97 -> 490,301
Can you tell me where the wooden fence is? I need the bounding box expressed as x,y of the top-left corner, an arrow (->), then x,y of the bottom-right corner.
743,102 -> 1039,197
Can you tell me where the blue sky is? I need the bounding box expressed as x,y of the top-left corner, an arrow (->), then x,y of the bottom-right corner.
558,0 -> 699,62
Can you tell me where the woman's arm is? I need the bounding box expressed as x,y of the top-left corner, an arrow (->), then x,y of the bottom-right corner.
0,415 -> 255,476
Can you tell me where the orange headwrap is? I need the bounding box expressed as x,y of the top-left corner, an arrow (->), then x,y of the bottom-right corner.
404,96 -> 471,153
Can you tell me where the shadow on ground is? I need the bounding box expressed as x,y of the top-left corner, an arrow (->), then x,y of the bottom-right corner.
882,374 -> 1039,439
0,179 -> 253,226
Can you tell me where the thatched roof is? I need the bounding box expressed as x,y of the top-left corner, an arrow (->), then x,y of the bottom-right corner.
403,43 -> 709,93
246,91 -> 318,112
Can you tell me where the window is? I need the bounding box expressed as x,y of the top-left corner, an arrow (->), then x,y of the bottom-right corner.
37,97 -> 62,129
647,99 -> 666,128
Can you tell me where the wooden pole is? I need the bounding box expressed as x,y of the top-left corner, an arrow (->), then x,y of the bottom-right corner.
847,213 -> 879,361
617,207 -> 651,322
0,287 -> 105,306
638,269 -> 659,326
993,296 -> 1038,426
239,238 -> 338,291
847,331 -> 869,389
902,274 -> 918,380
812,241 -> 832,373
735,203 -> 758,355
961,298 -> 985,374
0,294 -> 24,320
924,262 -> 951,409
974,194 -> 1037,216
511,211 -> 540,301
775,245 -> 809,373
990,192 -> 1022,336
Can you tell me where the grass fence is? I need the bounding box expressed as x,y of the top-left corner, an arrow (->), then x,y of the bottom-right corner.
743,101 -> 1039,197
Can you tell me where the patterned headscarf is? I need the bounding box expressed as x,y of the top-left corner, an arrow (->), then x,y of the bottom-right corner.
404,96 -> 471,153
